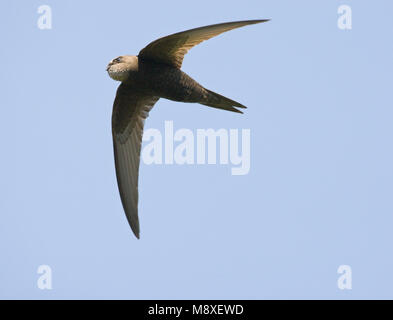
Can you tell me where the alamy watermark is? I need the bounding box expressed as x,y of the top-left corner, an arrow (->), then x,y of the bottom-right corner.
37,5 -> 52,30
337,264 -> 352,290
37,264 -> 52,290
142,121 -> 250,175
337,5 -> 352,30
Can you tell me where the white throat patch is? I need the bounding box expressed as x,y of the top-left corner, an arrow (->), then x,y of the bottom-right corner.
108,69 -> 129,82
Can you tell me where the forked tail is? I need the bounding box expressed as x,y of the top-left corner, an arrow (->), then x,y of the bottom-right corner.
201,89 -> 247,113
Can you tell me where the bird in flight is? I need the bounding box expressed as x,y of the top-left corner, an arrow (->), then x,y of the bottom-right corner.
107,19 -> 269,238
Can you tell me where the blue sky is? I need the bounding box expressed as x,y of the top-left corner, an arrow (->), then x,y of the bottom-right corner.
1,0 -> 393,299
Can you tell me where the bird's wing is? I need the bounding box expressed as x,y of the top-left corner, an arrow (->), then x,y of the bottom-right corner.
112,83 -> 159,239
139,19 -> 269,69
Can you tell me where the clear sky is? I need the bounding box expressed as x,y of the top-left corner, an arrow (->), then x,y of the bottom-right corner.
1,0 -> 393,299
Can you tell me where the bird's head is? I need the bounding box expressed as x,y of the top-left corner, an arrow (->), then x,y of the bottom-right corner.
106,55 -> 138,81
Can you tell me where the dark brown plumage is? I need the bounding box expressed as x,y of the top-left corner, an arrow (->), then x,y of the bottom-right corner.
107,19 -> 269,238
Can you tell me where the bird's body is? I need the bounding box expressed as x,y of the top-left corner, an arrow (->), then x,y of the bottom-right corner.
113,58 -> 205,103
107,19 -> 269,238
